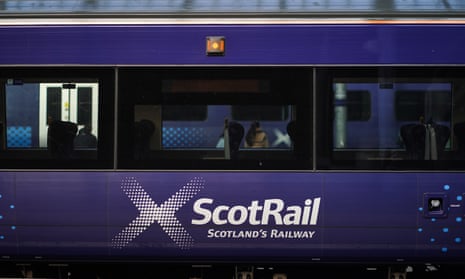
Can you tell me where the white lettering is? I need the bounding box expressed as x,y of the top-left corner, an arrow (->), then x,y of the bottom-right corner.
248,200 -> 262,225
191,198 -> 213,225
309,197 -> 321,225
192,198 -> 322,226
283,206 -> 301,225
212,205 -> 229,225
270,229 -> 316,239
262,199 -> 284,225
228,205 -> 248,225
207,229 -> 266,239
301,199 -> 312,225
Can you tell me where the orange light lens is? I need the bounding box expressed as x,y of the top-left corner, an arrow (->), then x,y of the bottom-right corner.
206,36 -> 225,55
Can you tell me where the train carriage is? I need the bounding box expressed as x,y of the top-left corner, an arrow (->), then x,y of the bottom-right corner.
1,1 -> 465,277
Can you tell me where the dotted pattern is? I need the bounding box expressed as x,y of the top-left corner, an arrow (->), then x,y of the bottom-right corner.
7,126 -> 32,148
162,127 -> 208,148
418,184 -> 464,254
112,176 -> 204,250
0,193 -> 16,241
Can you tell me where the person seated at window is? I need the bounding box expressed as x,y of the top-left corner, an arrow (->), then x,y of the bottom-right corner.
400,116 -> 450,160
74,125 -> 97,148
245,121 -> 269,148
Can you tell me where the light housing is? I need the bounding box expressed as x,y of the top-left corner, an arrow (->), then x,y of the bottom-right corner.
206,36 -> 225,56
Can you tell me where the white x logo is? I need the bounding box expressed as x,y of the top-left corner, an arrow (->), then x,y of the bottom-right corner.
112,176 -> 204,250
272,128 -> 291,147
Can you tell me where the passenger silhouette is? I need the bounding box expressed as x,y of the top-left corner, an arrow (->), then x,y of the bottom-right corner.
74,125 -> 97,148
47,120 -> 78,159
134,119 -> 155,160
286,120 -> 297,144
227,121 -> 244,160
245,121 -> 269,148
287,120 -> 301,157
400,123 -> 425,160
400,119 -> 450,160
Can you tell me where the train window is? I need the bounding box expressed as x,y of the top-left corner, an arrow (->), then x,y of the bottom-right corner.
0,68 -> 114,169
317,67 -> 465,170
345,90 -> 371,121
162,79 -> 269,94
231,105 -> 289,121
5,82 -> 99,150
0,86 -> 4,150
395,89 -> 452,122
162,105 -> 208,121
118,67 -> 312,170
77,86 -> 94,125
46,87 -> 62,124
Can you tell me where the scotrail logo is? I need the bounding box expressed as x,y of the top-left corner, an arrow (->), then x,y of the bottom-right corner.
111,176 -> 205,250
191,198 -> 321,226
112,176 -> 322,250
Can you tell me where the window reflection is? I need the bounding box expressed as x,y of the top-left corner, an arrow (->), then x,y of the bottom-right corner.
3,80 -> 99,159
133,105 -> 293,151
331,79 -> 465,162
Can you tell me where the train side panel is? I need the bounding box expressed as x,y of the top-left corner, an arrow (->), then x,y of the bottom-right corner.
1,24 -> 465,65
0,171 -> 463,263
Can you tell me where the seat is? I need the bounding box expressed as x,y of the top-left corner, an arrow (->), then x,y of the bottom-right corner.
286,120 -> 296,144
48,120 -> 78,159
400,122 -> 450,160
454,122 -> 465,156
134,119 -> 156,160
227,121 -> 244,160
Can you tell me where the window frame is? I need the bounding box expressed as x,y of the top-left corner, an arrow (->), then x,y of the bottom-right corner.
117,67 -> 312,170
0,67 -> 115,169
316,67 -> 465,170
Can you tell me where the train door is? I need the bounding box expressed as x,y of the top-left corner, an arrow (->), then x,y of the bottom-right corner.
38,83 -> 99,148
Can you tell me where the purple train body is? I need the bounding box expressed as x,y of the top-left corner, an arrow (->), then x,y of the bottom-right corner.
0,19 -> 465,265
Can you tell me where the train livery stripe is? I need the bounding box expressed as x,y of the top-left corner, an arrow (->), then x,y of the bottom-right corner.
1,24 -> 465,65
